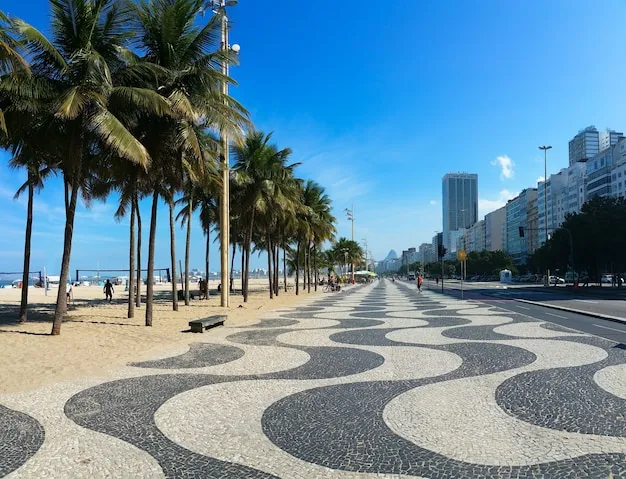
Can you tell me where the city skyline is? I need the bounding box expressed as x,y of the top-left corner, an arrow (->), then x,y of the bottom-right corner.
2,1 -> 626,271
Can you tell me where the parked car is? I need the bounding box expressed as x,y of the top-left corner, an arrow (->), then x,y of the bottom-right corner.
549,275 -> 565,285
601,274 -> 614,284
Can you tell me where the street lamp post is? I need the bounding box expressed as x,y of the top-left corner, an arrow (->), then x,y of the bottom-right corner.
345,206 -> 355,283
539,145 -> 552,286
210,0 -> 239,307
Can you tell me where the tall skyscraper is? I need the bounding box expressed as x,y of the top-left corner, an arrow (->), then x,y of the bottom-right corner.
442,173 -> 478,249
568,126 -> 599,166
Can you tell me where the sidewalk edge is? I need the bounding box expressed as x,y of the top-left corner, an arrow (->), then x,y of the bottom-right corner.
514,298 -> 626,324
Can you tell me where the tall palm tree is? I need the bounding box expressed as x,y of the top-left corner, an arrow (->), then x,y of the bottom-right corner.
129,0 -> 249,324
4,0 -> 170,334
231,131 -> 298,300
10,150 -> 55,322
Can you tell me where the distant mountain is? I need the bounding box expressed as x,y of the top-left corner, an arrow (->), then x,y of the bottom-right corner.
384,250 -> 398,261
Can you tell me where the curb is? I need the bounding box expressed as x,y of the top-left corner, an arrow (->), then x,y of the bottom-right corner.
513,298 -> 626,325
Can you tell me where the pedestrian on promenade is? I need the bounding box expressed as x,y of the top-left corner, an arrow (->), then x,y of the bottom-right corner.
417,273 -> 423,293
104,279 -> 114,302
436,277 -> 439,285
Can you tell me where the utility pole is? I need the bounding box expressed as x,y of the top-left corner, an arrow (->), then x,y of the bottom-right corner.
212,0 -> 240,307
345,206 -> 355,283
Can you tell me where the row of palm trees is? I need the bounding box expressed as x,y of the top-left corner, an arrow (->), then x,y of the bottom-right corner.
0,0 -> 339,336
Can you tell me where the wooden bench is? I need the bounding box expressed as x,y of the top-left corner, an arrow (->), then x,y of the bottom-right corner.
189,315 -> 226,333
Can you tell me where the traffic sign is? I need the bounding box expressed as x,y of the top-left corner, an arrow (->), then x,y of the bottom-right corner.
457,249 -> 466,261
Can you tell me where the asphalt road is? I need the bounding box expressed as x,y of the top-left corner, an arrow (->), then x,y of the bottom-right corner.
420,278 -> 626,345
439,279 -> 626,319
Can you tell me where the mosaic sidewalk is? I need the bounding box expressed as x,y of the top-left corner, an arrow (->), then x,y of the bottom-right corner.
3,281 -> 626,478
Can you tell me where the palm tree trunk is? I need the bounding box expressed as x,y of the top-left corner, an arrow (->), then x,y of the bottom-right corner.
267,235 -> 274,299
313,245 -> 319,291
205,227 -> 210,300
168,199 -> 179,311
135,194 -> 142,308
283,234 -> 287,293
184,196 -> 192,306
243,210 -> 255,302
307,242 -> 311,294
52,171 -> 80,335
273,242 -> 279,296
240,246 -> 245,293
19,178 -> 33,323
230,244 -> 236,294
295,240 -> 300,295
145,191 -> 158,326
127,196 -> 135,319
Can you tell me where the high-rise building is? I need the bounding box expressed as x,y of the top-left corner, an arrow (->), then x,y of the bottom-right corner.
505,188 -> 538,264
600,129 -> 624,152
485,206 -> 506,251
569,126 -> 599,166
418,243 -> 434,266
464,220 -> 486,253
442,173 -> 478,250
586,147 -> 614,200
432,232 -> 443,258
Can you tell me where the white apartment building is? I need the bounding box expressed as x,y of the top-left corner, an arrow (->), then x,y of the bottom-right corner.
485,206 -> 506,251
463,220 -> 486,253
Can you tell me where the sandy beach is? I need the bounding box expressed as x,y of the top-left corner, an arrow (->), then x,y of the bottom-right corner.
0,279 -> 321,394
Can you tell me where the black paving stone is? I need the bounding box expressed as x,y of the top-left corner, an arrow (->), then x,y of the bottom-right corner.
129,343 -> 245,369
0,405 -> 45,477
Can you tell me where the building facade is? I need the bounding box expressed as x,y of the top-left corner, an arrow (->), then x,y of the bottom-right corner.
505,188 -> 538,264
418,243 -> 434,266
442,173 -> 478,250
464,220 -> 486,253
600,129 -> 624,152
569,126 -> 599,166
485,206 -> 506,251
586,147 -> 614,200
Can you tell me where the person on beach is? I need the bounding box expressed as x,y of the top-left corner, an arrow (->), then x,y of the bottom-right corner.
104,279 -> 114,302
417,273 -> 423,293
66,283 -> 73,305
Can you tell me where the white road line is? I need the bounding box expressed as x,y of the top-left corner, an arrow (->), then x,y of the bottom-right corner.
574,299 -> 598,304
545,312 -> 568,319
593,324 -> 626,333
515,305 -> 531,310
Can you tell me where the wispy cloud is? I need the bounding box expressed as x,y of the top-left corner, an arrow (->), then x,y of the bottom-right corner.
536,176 -> 545,184
478,189 -> 517,218
491,155 -> 515,180
429,200 -> 437,205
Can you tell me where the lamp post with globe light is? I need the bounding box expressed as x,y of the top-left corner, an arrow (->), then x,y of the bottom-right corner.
208,0 -> 240,307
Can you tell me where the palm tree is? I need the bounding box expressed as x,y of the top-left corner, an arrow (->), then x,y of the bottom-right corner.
9,150 -> 55,322
231,131 -> 297,301
332,238 -> 362,278
129,0 -> 249,325
4,0 -> 171,334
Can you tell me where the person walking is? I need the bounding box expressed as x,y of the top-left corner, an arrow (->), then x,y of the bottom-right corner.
104,279 -> 114,302
417,273 -> 424,293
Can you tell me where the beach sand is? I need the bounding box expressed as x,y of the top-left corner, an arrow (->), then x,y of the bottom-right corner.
0,279 -> 321,393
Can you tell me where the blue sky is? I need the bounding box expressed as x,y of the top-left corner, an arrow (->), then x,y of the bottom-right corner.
1,0 -> 626,274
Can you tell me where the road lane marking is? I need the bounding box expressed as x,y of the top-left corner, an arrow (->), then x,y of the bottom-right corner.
593,324 -> 626,333
545,312 -> 567,319
515,305 -> 531,310
574,299 -> 598,304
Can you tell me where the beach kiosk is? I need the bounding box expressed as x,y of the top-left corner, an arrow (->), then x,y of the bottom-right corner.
500,269 -> 512,284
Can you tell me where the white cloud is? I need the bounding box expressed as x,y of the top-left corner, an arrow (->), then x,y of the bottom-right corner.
536,176 -> 545,184
478,189 -> 517,218
491,155 -> 515,180
429,200 -> 437,205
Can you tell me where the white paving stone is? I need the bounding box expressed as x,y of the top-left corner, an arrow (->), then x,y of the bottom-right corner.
383,340 -> 613,466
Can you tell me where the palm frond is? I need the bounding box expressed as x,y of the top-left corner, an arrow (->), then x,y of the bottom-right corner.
88,108 -> 150,168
